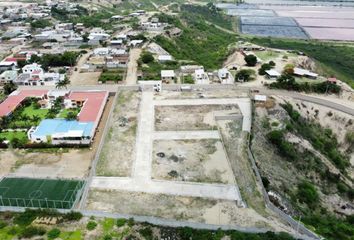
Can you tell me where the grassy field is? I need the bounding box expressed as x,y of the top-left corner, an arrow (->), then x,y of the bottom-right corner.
58,108 -> 81,119
22,103 -> 49,119
0,178 -> 85,209
250,37 -> 354,88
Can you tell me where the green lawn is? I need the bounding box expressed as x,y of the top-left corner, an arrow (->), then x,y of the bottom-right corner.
22,103 -> 49,119
0,131 -> 27,142
58,108 -> 81,119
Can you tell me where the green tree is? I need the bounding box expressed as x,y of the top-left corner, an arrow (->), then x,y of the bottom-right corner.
141,52 -> 154,64
3,81 -> 17,95
235,69 -> 256,82
244,54 -> 257,66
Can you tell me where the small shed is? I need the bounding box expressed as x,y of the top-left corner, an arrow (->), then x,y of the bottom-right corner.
265,69 -> 281,79
161,70 -> 175,83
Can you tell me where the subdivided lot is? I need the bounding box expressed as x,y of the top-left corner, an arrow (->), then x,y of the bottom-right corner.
152,139 -> 235,184
241,25 -> 308,39
155,105 -> 240,131
240,16 -> 298,26
86,189 -> 274,228
96,91 -> 141,177
0,177 -> 84,209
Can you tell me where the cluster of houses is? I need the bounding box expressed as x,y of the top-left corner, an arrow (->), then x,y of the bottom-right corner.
0,89 -> 108,145
159,65 -> 234,84
0,50 -> 65,86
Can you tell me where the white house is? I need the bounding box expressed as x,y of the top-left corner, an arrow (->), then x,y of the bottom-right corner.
0,70 -> 18,84
218,68 -> 234,84
265,69 -> 281,79
158,55 -> 173,63
293,67 -> 318,79
194,69 -> 209,85
161,70 -> 175,83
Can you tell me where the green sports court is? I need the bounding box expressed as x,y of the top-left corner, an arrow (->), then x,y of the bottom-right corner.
0,177 -> 85,209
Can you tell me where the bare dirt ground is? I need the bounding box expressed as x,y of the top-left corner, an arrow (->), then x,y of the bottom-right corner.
96,90 -> 141,177
154,89 -> 248,100
69,51 -> 101,86
155,105 -> 240,131
152,139 -> 235,184
0,149 -> 92,179
70,72 -> 101,86
86,189 -> 282,229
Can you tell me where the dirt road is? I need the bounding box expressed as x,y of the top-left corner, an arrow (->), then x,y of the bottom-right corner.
70,51 -> 101,86
126,48 -> 142,85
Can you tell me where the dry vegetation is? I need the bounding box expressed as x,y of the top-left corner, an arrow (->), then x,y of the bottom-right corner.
96,91 -> 141,177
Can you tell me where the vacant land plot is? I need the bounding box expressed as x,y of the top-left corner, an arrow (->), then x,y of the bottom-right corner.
97,91 -> 141,177
155,105 -> 240,131
0,148 -> 93,179
86,189 -> 273,228
0,177 -> 84,209
152,139 -> 235,184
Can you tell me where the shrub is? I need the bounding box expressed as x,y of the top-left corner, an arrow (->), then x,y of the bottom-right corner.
139,227 -> 153,240
127,218 -> 135,227
116,218 -> 127,227
0,220 -> 7,229
297,181 -> 319,207
86,221 -> 97,231
63,211 -> 83,221
103,235 -> 112,240
14,209 -> 38,226
19,226 -> 46,238
337,183 -> 348,193
47,228 -> 61,239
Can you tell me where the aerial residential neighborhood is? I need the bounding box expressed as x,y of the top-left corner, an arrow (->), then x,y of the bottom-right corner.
0,0 -> 353,240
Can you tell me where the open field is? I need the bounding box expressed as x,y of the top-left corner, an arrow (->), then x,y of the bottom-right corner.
0,177 -> 84,209
86,189 -> 276,228
96,91 -> 141,176
155,105 -> 240,131
0,148 -> 93,179
152,139 -> 235,184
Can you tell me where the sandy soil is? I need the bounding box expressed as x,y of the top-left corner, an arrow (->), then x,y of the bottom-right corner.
87,189 -> 271,228
154,89 -> 249,100
96,90 -> 141,177
152,139 -> 235,184
70,72 -> 101,86
155,105 -> 240,131
0,149 -> 92,179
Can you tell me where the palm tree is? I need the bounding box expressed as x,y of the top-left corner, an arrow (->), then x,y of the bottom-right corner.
56,76 -> 70,89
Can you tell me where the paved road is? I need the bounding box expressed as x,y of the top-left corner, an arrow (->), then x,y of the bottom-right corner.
153,130 -> 220,140
133,91 -> 154,180
17,83 -> 354,117
91,177 -> 241,201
